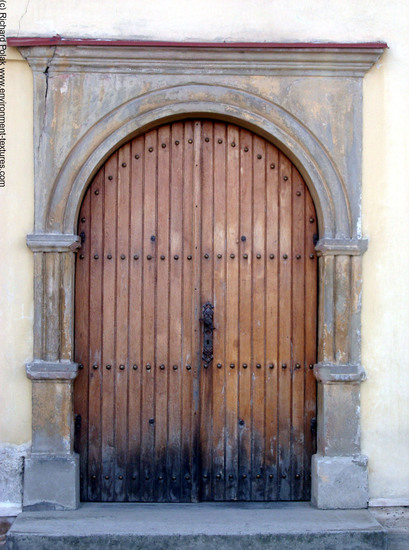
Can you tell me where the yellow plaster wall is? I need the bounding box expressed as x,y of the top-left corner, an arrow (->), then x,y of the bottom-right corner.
362,41 -> 409,499
1,47 -> 33,444
4,0 -> 409,500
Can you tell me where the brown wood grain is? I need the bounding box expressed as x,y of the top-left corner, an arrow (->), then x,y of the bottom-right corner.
155,125 -> 170,501
127,135 -> 144,500
114,143 -> 131,501
140,129 -> 157,501
199,120 -> 214,501
277,151 -> 292,501
252,134 -> 266,500
87,167 -> 104,501
181,121 -> 197,502
224,123 -> 240,501
291,165 -> 306,500
74,119 -> 317,503
101,153 -> 117,501
212,122 -> 227,501
168,122 -> 184,501
238,128 -> 252,500
264,142 -> 279,500
74,185 -> 90,502
304,187 -> 318,500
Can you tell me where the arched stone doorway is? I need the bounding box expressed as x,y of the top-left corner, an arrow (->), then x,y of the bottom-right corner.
18,42 -> 384,510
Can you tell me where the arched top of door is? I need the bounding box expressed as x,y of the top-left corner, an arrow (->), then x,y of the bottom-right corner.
46,84 -> 351,239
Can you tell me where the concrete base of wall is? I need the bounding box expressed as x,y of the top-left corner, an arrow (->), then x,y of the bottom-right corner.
23,454 -> 79,511
0,444 -> 30,517
311,454 -> 369,509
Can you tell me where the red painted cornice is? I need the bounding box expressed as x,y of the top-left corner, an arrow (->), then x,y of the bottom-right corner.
7,36 -> 388,49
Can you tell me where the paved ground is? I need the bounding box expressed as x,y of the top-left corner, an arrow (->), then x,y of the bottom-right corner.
370,506 -> 409,532
370,507 -> 409,550
6,502 -> 391,549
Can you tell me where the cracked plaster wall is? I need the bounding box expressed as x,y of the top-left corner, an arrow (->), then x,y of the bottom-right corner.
3,0 -> 409,505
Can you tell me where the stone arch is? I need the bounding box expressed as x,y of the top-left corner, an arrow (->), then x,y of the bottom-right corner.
44,84 -> 350,239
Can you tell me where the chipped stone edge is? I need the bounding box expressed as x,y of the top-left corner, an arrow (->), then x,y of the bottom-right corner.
26,361 -> 79,380
26,233 -> 81,253
314,362 -> 367,384
315,238 -> 368,256
370,498 -> 409,507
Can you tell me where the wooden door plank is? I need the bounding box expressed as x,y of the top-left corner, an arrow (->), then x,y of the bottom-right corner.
277,152 -> 292,500
291,166 -> 306,501
100,154 -> 118,501
264,143 -> 279,500
114,143 -> 131,501
167,121 -> 184,502
191,121 -> 203,502
199,120 -> 214,501
181,121 -> 196,502
304,189 -> 318,500
251,135 -> 266,500
238,128 -> 253,500
212,122 -> 227,501
74,188 -> 91,502
154,125 -> 171,501
87,167 -> 104,501
140,129 -> 157,500
224,123 -> 240,501
127,136 -> 144,501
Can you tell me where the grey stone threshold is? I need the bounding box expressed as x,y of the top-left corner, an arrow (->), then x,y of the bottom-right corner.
6,501 -> 395,549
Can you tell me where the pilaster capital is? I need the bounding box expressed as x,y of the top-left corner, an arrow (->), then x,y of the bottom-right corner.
26,361 -> 79,380
313,362 -> 367,384
27,233 -> 81,253
315,238 -> 368,256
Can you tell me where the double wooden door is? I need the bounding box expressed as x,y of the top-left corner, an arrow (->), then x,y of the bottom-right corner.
74,119 -> 317,503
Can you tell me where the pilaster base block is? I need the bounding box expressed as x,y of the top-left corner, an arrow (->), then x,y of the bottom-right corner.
23,453 -> 79,511
311,454 -> 369,509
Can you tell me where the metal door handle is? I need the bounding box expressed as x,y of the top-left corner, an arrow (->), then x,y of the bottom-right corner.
200,302 -> 214,366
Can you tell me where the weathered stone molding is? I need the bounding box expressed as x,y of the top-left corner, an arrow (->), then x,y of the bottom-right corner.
27,233 -> 81,252
314,363 -> 367,384
48,86 -> 350,237
19,42 -> 386,510
20,44 -> 385,77
316,238 -> 368,256
26,361 -> 79,380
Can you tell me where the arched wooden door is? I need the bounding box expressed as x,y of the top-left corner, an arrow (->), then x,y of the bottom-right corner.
74,119 -> 317,503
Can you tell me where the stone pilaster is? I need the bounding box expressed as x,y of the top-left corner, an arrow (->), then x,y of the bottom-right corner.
311,239 -> 369,509
23,234 -> 80,511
